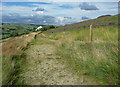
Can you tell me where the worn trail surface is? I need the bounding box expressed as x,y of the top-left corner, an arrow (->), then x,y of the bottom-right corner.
19,36 -> 99,85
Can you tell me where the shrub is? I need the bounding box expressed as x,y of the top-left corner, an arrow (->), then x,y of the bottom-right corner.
40,27 -> 48,31
40,25 -> 55,31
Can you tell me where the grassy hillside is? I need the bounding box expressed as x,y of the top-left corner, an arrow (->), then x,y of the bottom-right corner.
38,25 -> 118,84
1,15 -> 119,85
45,15 -> 118,33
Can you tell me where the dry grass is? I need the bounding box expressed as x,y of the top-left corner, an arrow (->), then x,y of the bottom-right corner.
2,32 -> 37,85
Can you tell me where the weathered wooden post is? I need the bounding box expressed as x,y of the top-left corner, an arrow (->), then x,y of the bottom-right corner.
90,24 -> 92,42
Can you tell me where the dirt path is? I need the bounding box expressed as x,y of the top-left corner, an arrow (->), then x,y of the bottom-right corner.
18,35 -> 99,85
20,44 -> 80,85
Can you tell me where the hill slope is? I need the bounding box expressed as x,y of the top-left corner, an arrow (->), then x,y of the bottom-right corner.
2,15 -> 119,85
45,15 -> 118,33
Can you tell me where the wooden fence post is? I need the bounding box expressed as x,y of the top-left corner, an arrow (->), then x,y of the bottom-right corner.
90,24 -> 92,42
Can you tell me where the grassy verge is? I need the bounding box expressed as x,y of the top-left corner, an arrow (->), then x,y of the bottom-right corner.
2,54 -> 27,85
2,33 -> 37,85
56,41 -> 118,84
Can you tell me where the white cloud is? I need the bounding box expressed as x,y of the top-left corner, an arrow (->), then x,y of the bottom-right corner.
57,17 -> 64,22
36,11 -> 44,14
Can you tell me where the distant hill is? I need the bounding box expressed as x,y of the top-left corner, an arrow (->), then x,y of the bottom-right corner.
0,23 -> 44,40
97,15 -> 111,18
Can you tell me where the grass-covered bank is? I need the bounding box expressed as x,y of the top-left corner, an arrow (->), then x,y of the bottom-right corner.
2,32 -> 37,85
56,41 -> 118,84
2,54 -> 27,85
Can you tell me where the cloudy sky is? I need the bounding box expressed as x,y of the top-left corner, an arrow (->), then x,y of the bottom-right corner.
1,0 -> 119,25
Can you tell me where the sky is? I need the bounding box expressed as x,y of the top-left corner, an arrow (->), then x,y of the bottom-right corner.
1,0 -> 119,25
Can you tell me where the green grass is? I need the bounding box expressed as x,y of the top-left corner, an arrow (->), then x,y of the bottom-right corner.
56,41 -> 118,84
75,25 -> 118,41
97,15 -> 118,22
2,53 -> 27,85
44,25 -> 118,42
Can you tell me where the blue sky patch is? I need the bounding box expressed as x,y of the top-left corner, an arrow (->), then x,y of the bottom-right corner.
2,2 -> 52,7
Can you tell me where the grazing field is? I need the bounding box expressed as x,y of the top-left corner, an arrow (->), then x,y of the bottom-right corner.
1,15 -> 118,85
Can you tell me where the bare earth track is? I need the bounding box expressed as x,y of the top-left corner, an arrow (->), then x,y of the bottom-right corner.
19,34 -> 99,85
